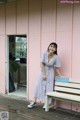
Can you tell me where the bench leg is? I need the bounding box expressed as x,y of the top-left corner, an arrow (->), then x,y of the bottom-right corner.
45,95 -> 49,111
53,100 -> 57,109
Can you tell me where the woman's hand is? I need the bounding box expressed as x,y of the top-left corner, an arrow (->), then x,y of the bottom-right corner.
42,74 -> 46,80
55,67 -> 61,77
40,62 -> 46,80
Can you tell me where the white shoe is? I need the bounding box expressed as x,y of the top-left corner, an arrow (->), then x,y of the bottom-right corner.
43,105 -> 46,109
27,102 -> 36,108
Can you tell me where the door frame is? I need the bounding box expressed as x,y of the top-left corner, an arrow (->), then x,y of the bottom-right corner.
6,35 -> 28,96
6,36 -> 9,93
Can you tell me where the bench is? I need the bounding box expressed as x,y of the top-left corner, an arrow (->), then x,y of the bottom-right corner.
45,76 -> 80,111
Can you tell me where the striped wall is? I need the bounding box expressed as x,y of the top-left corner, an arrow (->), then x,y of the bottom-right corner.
0,0 -> 80,112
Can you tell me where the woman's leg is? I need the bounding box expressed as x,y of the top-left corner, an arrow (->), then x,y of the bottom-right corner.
34,97 -> 37,103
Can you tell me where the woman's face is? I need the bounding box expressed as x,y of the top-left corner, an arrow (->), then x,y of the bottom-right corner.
48,44 -> 56,54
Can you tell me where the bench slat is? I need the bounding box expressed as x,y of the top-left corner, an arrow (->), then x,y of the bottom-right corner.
46,91 -> 80,103
55,86 -> 80,94
69,78 -> 80,83
55,82 -> 80,89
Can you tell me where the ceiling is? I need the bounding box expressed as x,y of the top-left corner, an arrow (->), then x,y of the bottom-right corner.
0,0 -> 16,4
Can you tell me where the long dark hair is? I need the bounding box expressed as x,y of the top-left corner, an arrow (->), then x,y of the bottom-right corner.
47,42 -> 58,55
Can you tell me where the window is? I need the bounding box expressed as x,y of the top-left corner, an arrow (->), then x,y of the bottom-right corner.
15,36 -> 27,60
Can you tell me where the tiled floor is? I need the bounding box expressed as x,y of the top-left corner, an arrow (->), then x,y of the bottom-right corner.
8,87 -> 26,98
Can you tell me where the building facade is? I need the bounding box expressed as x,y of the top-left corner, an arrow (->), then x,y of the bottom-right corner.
0,0 -> 80,112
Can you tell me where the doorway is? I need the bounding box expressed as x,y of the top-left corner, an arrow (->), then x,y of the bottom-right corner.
6,35 -> 27,98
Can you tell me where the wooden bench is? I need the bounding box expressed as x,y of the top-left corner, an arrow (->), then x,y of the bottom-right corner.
45,76 -> 80,111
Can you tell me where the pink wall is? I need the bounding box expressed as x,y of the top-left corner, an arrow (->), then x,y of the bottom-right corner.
6,2 -> 16,34
0,5 -> 5,35
0,4 -> 5,94
0,0 -> 80,112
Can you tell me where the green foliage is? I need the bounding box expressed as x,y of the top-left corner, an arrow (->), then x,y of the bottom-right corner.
10,60 -> 19,73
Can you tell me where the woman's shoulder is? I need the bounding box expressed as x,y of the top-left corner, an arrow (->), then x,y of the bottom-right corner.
54,54 -> 60,59
42,51 -> 48,56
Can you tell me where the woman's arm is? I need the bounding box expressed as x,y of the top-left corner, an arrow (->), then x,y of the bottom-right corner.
55,67 -> 61,77
40,62 -> 46,80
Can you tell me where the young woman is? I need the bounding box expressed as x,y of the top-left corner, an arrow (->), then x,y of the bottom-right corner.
27,42 -> 61,108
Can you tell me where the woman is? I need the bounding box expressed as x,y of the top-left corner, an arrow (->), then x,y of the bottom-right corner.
27,42 -> 61,108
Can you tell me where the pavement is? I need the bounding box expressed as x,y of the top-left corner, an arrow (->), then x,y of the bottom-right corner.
0,94 -> 80,120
